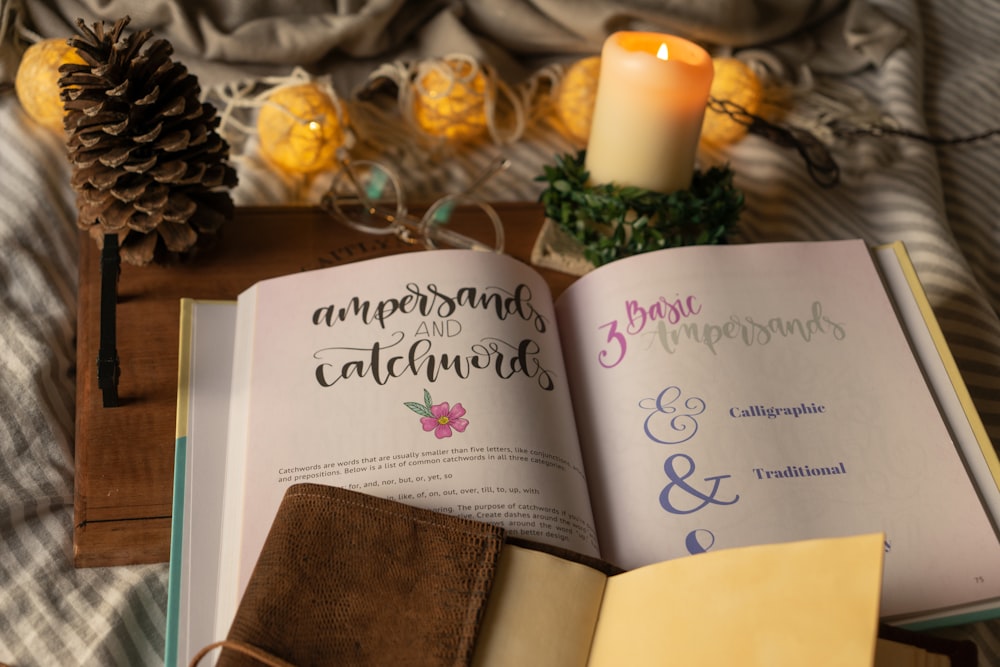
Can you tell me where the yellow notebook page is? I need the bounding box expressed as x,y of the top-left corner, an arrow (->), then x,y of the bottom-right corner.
588,533 -> 884,666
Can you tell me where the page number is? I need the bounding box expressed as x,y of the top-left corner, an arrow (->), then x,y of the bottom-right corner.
974,576 -> 986,584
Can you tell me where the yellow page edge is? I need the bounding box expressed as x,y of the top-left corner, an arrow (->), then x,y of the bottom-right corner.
166,297 -> 195,667
175,298 -> 195,439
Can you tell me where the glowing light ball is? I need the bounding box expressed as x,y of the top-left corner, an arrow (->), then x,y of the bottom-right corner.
15,38 -> 86,133
411,57 -> 489,142
554,56 -> 601,145
700,57 -> 762,147
256,83 -> 349,174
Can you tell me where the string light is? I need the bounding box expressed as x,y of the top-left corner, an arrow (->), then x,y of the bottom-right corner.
14,37 -> 85,133
256,82 -> 350,174
411,56 -> 489,141
707,97 -> 999,188
553,56 -> 601,145
700,58 -> 762,146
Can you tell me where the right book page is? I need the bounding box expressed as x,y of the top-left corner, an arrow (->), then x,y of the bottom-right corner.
555,239 -> 1000,623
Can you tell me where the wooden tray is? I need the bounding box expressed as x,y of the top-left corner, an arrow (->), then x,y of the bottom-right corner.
74,202 -> 574,567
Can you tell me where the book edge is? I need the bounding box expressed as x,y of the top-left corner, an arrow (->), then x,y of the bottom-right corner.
882,242 -> 1000,486
164,297 -> 195,666
877,241 -> 1000,627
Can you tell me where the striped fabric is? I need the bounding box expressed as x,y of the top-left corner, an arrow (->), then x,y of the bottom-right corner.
0,101 -> 168,664
1,0 -> 998,663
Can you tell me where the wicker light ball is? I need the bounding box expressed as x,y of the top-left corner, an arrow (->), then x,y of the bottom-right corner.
15,38 -> 85,133
554,56 -> 601,145
701,57 -> 763,147
411,57 -> 488,142
257,83 -> 349,174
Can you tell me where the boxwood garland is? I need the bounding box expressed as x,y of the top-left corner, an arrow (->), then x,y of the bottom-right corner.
537,151 -> 743,268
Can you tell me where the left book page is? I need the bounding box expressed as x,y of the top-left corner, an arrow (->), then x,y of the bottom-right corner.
215,249 -> 599,635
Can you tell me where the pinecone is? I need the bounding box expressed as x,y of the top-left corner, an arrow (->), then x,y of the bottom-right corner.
59,16 -> 237,265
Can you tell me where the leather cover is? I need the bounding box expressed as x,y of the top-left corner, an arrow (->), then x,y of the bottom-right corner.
216,483 -> 506,667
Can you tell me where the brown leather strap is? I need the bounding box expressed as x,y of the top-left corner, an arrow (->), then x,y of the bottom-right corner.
190,640 -> 296,667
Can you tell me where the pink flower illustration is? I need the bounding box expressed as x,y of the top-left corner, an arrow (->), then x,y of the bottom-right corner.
406,390 -> 470,438
420,402 -> 469,439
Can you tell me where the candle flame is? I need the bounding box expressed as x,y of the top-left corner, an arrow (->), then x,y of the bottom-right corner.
657,43 -> 669,60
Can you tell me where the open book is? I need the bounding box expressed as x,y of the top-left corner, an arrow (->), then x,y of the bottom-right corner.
166,239 -> 1000,665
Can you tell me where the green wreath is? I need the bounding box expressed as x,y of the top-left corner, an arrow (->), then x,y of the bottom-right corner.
537,151 -> 744,268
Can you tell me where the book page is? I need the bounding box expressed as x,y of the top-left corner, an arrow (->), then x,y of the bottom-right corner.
472,545 -> 607,667
556,239 -> 1000,621
225,250 -> 598,600
588,533 -> 884,667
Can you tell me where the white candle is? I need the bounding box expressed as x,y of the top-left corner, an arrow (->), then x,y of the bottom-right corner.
585,32 -> 714,193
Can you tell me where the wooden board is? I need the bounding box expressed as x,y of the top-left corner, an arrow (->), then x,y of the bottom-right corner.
74,202 -> 574,567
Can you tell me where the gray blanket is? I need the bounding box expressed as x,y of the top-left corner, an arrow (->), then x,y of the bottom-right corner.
15,0 -> 894,83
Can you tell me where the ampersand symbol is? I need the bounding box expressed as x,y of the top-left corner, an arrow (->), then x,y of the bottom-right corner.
640,386 -> 706,445
659,453 -> 740,515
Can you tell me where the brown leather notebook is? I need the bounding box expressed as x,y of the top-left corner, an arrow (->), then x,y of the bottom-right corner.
217,484 -> 505,666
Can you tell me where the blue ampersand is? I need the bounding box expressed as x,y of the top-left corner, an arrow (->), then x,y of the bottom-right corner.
659,453 -> 740,515
639,386 -> 706,445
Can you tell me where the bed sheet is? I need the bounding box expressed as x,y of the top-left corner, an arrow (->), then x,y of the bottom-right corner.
1,0 -> 999,664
